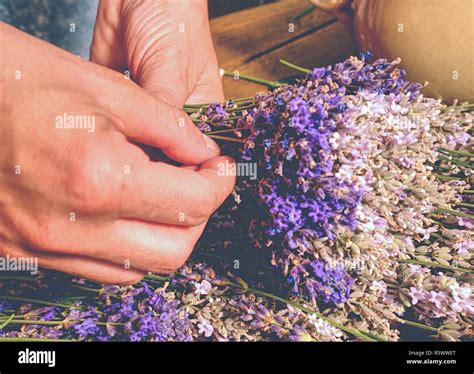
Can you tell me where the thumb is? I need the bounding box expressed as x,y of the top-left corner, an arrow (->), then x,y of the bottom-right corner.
185,60 -> 225,105
131,48 -> 192,108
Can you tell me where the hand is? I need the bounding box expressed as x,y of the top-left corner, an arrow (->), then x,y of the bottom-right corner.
0,23 -> 235,284
90,0 -> 224,107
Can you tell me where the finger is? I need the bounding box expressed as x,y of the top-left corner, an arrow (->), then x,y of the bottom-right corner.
104,219 -> 206,272
119,155 -> 236,226
90,3 -> 222,165
185,65 -> 225,105
132,41 -> 224,107
4,244 -> 144,285
123,4 -> 222,108
38,255 -> 145,285
90,0 -> 127,72
98,81 -> 221,165
132,51 -> 191,109
16,217 -> 206,274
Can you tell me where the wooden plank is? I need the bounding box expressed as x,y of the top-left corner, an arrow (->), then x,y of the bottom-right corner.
210,0 -> 356,98
208,0 -> 275,19
211,1 -> 335,68
221,22 -> 356,98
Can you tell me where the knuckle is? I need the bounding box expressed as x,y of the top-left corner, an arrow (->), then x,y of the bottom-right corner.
21,221 -> 56,250
163,252 -> 189,272
185,207 -> 211,226
150,239 -> 193,273
185,181 -> 217,226
65,141 -> 119,213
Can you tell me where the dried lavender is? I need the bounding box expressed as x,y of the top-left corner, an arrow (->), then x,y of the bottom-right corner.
193,56 -> 472,309
1,55 -> 472,342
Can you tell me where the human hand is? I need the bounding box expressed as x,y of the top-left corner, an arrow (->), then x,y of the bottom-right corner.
0,23 -> 235,284
91,0 -> 224,107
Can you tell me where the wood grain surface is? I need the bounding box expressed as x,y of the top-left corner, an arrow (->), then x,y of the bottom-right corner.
210,0 -> 356,98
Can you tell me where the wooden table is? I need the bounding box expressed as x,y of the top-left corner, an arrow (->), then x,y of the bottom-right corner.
210,0 -> 356,99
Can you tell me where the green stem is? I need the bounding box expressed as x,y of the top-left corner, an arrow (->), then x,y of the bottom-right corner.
433,174 -> 463,181
0,337 -> 73,342
0,313 -> 15,329
455,202 -> 474,209
430,232 -> 442,239
293,4 -> 316,21
396,318 -> 439,332
205,128 -> 238,135
184,96 -> 255,110
439,148 -> 474,158
441,103 -> 474,112
0,319 -> 124,327
144,274 -> 170,282
438,155 -> 474,170
435,208 -> 474,220
222,70 -> 283,88
279,59 -> 311,74
67,284 -> 101,293
207,135 -> 245,143
0,295 -> 79,309
397,259 -> 472,273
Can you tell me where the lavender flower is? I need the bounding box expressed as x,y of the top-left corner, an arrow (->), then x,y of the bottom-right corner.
0,55 -> 472,343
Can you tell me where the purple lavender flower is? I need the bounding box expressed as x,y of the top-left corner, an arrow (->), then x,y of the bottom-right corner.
0,301 -> 12,313
26,306 -> 57,321
194,56 -> 423,305
288,260 -> 353,304
100,288 -> 193,342
74,318 -> 99,339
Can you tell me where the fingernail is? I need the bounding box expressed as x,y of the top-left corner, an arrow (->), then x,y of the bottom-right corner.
202,133 -> 221,155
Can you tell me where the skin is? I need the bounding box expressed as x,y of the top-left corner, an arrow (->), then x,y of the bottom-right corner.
91,0 -> 224,106
0,1 -> 235,284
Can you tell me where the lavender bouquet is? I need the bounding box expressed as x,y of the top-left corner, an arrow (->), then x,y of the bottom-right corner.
1,55 -> 472,342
